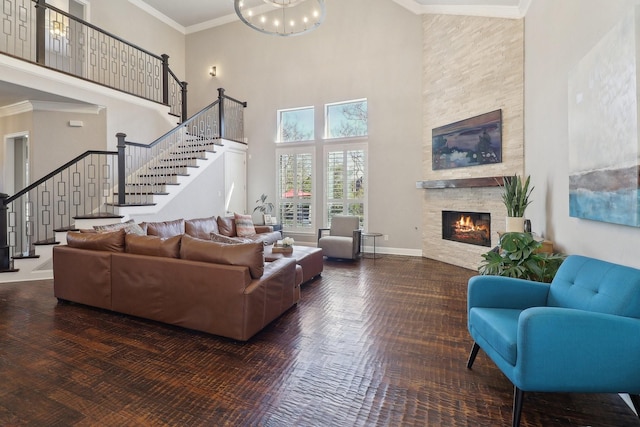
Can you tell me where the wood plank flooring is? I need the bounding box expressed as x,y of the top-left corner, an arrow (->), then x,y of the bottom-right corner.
0,255 -> 638,426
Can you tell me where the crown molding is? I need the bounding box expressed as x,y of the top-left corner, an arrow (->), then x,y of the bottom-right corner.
128,0 -> 186,33
185,13 -> 240,35
392,0 -> 531,19
0,100 -> 104,118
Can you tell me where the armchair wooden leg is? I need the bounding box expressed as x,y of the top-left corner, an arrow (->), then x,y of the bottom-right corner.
467,342 -> 480,369
513,386 -> 524,427
629,394 -> 640,418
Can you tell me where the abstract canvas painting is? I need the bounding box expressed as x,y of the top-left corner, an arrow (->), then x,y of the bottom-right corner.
432,110 -> 502,170
568,7 -> 640,227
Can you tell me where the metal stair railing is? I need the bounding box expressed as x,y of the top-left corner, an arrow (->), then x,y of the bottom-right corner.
116,88 -> 247,206
0,151 -> 117,271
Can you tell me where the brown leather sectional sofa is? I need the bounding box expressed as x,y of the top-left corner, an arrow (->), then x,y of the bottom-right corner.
53,216 -> 298,341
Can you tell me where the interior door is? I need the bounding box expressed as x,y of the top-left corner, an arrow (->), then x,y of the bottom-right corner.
224,150 -> 246,215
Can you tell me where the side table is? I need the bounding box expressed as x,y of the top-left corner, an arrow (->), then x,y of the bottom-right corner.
361,232 -> 383,259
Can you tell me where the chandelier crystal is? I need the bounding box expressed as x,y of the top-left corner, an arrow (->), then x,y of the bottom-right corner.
234,0 -> 326,37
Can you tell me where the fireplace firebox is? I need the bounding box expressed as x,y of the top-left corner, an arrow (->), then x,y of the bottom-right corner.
442,211 -> 491,247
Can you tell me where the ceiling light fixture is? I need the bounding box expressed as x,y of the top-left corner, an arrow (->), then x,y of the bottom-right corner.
234,0 -> 326,37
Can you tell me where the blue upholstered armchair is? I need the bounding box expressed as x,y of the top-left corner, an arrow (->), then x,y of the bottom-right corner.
467,255 -> 640,427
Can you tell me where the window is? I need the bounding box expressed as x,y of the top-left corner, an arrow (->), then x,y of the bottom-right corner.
277,106 -> 314,142
325,99 -> 368,139
325,146 -> 366,227
276,149 -> 314,231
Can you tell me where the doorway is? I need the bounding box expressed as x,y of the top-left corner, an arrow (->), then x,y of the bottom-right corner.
3,133 -> 30,256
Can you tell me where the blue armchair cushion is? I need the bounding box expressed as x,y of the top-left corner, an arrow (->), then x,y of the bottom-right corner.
469,308 -> 520,365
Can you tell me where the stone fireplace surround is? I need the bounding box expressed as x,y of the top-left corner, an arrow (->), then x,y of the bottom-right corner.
418,177 -> 507,271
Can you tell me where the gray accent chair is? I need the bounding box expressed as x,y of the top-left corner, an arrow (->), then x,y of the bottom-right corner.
317,215 -> 361,260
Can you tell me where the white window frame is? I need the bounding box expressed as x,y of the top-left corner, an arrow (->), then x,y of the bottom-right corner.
322,142 -> 368,230
275,146 -> 316,233
324,98 -> 368,140
277,106 -> 315,143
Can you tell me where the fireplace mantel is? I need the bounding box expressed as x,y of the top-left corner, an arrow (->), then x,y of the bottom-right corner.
415,176 -> 504,189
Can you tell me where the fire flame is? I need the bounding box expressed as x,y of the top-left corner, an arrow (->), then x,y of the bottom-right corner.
456,215 -> 488,233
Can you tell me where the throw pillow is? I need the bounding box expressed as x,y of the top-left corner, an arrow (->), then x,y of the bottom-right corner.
210,232 -> 251,244
93,219 -> 146,236
234,213 -> 256,237
125,234 -> 181,258
67,229 -> 125,252
180,235 -> 264,279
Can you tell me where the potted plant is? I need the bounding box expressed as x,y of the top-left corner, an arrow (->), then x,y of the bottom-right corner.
253,193 -> 274,225
500,174 -> 533,232
478,232 -> 566,283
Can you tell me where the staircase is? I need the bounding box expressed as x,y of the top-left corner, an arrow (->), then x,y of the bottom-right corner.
0,89 -> 247,283
0,1 -> 250,282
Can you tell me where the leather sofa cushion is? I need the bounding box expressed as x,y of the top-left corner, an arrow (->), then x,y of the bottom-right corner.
468,307 -> 520,366
144,218 -> 185,238
180,234 -> 264,279
67,229 -> 125,252
185,215 -> 219,239
125,234 -> 181,258
217,216 -> 236,237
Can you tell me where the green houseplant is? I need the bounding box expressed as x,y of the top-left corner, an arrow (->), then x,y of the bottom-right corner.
478,232 -> 566,283
500,174 -> 534,232
253,193 -> 275,225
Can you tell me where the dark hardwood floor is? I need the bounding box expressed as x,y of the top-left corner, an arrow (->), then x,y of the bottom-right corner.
0,256 -> 638,426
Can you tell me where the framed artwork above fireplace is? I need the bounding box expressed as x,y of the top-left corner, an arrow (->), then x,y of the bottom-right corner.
432,109 -> 502,171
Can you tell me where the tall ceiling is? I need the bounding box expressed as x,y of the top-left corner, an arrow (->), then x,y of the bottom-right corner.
0,0 -> 526,109
134,0 -> 526,31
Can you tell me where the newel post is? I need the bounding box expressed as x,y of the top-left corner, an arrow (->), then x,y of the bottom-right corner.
34,0 -> 46,66
181,81 -> 188,123
116,133 -> 127,206
0,194 -> 17,272
218,87 -> 225,139
161,54 -> 169,106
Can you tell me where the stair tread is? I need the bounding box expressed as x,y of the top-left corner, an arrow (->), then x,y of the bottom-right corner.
54,226 -> 79,232
12,254 -> 39,260
125,183 -> 180,186
114,192 -> 170,196
34,238 -> 60,246
160,157 -> 206,161
138,173 -> 190,177
106,203 -> 157,207
74,213 -> 123,220
150,165 -> 199,169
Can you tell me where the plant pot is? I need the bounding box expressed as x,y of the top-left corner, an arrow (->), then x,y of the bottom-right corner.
506,216 -> 525,233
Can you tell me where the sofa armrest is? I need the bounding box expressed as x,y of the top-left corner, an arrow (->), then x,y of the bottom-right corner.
515,307 -> 640,392
468,275 -> 550,312
254,225 -> 273,234
352,229 -> 362,257
243,258 -> 298,340
53,246 -> 113,310
318,228 -> 330,241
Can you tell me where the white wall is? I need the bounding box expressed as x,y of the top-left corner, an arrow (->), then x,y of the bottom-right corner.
185,0 -> 423,251
525,0 -> 640,268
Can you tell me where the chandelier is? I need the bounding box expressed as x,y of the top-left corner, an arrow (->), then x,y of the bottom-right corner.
234,0 -> 326,37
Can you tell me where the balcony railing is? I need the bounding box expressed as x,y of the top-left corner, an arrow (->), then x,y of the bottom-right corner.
1,0 -> 187,120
